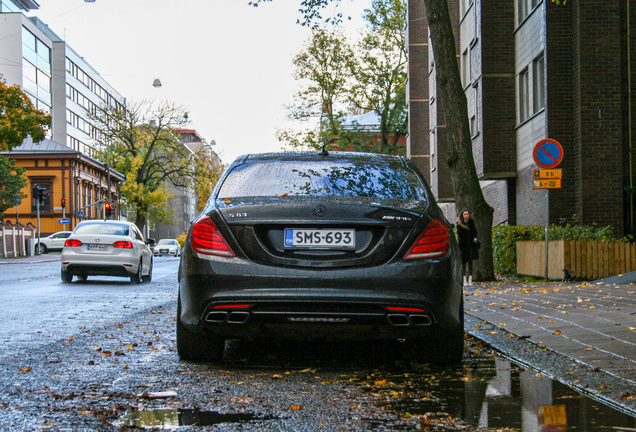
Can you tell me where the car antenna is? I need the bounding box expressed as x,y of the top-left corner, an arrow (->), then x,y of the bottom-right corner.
319,144 -> 329,156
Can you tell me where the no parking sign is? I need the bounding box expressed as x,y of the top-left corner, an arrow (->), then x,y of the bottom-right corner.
533,139 -> 563,189
533,138 -> 563,169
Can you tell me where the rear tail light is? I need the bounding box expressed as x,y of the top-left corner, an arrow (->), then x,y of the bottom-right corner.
404,218 -> 450,260
113,241 -> 133,249
386,306 -> 425,312
213,304 -> 252,310
64,239 -> 82,247
191,215 -> 236,257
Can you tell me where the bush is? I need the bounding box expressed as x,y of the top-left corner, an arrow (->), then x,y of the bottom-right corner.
176,232 -> 187,247
493,215 -> 629,276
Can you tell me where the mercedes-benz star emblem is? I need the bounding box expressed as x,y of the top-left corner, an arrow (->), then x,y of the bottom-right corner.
95,238 -> 101,242
313,205 -> 327,217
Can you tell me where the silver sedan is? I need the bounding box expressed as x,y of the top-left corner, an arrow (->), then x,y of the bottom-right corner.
61,220 -> 153,284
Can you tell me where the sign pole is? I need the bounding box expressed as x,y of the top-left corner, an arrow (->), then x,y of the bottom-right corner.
532,138 -> 564,282
545,190 -> 549,281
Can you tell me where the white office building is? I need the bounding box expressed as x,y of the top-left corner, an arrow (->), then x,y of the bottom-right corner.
0,0 -> 124,158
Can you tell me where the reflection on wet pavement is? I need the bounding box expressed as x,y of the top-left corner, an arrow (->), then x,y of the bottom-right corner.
374,355 -> 636,431
114,408 -> 280,429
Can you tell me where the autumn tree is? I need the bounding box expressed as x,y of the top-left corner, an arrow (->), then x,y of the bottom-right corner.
0,77 -> 51,217
276,27 -> 356,150
277,0 -> 408,155
253,0 -> 495,280
349,0 -> 408,154
194,150 -> 224,213
91,100 -> 196,233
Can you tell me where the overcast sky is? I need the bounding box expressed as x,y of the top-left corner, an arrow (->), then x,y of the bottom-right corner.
32,0 -> 371,165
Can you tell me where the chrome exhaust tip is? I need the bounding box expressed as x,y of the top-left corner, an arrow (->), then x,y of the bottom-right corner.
205,311 -> 229,323
409,314 -> 432,326
387,314 -> 410,326
227,311 -> 250,324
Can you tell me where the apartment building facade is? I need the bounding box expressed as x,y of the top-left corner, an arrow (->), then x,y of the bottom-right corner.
408,0 -> 636,237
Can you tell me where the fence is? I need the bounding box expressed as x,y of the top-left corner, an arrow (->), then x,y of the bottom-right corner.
0,222 -> 37,258
517,240 -> 636,280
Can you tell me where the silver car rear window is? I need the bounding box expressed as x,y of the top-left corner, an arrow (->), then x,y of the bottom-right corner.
74,222 -> 130,236
218,160 -> 427,201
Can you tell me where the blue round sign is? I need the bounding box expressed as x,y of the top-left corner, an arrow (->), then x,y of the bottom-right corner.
533,139 -> 563,169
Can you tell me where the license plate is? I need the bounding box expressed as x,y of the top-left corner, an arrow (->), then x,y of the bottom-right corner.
87,244 -> 108,251
284,229 -> 355,249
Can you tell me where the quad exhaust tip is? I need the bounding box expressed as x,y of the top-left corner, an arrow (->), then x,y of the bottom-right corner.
387,314 -> 432,326
205,311 -> 250,324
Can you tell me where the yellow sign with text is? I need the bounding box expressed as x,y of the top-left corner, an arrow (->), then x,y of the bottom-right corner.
533,179 -> 562,189
533,169 -> 562,179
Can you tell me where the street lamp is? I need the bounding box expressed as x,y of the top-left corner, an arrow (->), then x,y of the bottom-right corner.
152,78 -> 162,88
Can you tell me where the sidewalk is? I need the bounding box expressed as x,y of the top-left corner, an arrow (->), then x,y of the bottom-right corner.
466,276 -> 636,416
0,253 -> 60,264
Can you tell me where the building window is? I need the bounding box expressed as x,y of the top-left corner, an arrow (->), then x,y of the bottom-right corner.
471,84 -> 479,137
462,49 -> 469,88
518,0 -> 541,24
519,68 -> 530,122
460,0 -> 473,17
518,0 -> 528,22
532,53 -> 545,113
430,130 -> 436,172
21,27 -> 51,111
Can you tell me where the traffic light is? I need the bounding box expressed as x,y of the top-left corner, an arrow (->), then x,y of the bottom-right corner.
105,202 -> 112,218
61,197 -> 66,208
32,185 -> 46,205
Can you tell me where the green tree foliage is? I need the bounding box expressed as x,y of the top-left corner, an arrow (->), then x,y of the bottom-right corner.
277,0 -> 407,155
0,76 -> 51,217
0,157 -> 27,214
349,0 -> 408,154
0,77 -> 51,152
276,27 -> 356,150
90,100 -> 196,232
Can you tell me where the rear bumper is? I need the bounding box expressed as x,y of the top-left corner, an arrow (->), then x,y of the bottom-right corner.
179,257 -> 462,341
64,263 -> 134,278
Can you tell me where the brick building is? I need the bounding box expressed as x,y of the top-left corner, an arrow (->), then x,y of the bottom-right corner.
408,0 -> 636,237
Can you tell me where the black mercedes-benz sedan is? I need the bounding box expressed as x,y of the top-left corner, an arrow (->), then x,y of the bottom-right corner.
177,151 -> 463,364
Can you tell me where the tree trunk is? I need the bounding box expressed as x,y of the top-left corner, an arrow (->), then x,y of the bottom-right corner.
422,0 -> 495,280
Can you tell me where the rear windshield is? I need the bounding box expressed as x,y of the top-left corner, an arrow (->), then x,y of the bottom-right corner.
74,222 -> 130,236
217,159 -> 428,201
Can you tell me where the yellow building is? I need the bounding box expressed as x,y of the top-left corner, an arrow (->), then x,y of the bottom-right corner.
1,138 -> 124,236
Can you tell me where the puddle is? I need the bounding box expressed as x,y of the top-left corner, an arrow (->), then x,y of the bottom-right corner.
113,408 -> 279,429
366,356 -> 636,431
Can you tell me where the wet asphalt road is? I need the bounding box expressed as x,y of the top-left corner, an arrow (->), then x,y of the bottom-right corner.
1,256 -> 465,431
1,257 -> 635,430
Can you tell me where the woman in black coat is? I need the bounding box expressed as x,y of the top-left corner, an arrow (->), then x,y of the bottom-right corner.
456,208 -> 479,287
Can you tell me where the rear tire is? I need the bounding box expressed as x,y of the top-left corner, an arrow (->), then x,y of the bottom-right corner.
61,270 -> 73,283
412,303 -> 464,366
176,299 -> 225,362
130,259 -> 142,284
142,259 -> 153,283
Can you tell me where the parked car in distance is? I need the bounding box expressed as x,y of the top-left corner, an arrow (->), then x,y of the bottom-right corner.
61,220 -> 153,284
154,239 -> 181,257
36,231 -> 72,254
177,151 -> 463,364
